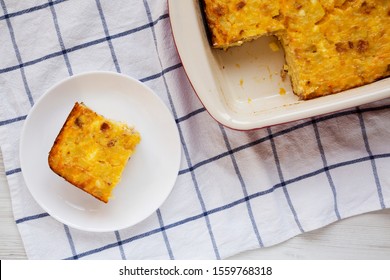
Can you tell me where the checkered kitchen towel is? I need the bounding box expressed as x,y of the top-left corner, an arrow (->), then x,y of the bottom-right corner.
1,0 -> 390,260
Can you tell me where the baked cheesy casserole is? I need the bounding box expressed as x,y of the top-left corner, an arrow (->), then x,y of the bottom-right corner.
201,0 -> 390,100
48,102 -> 141,203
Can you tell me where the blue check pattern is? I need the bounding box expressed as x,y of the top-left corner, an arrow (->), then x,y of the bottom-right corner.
0,0 -> 389,260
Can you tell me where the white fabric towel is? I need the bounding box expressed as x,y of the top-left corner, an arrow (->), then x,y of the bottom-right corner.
0,0 -> 389,259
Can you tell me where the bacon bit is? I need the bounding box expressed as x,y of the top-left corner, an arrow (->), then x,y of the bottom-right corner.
359,1 -> 375,14
236,1 -> 246,11
213,5 -> 225,16
107,140 -> 116,147
335,42 -> 348,52
74,117 -> 83,128
357,40 -> 369,53
100,122 -> 110,132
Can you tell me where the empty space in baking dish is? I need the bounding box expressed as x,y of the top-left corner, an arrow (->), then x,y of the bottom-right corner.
212,36 -> 297,114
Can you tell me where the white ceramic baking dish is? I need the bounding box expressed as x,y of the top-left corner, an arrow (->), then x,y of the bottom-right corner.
168,0 -> 390,130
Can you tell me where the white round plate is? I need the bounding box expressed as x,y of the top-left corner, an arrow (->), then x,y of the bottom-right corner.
20,71 -> 181,232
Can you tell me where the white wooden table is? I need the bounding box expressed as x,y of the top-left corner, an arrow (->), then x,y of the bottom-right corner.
1,150 -> 390,260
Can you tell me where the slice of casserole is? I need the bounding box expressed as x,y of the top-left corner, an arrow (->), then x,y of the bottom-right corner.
48,102 -> 141,203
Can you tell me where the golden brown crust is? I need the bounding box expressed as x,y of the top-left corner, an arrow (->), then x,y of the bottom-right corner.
48,102 -> 141,203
